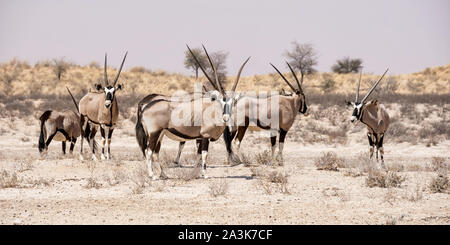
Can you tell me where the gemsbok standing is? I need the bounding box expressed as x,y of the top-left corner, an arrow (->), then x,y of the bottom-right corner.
346,68 -> 390,166
79,52 -> 127,161
38,87 -> 81,155
231,62 -> 308,164
135,45 -> 249,180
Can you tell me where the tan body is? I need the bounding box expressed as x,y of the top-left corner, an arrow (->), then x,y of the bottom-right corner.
360,100 -> 390,163
233,92 -> 306,162
136,91 -> 232,179
38,109 -> 80,155
79,91 -> 119,161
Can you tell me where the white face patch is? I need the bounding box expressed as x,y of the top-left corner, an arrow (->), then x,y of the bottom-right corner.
104,87 -> 115,94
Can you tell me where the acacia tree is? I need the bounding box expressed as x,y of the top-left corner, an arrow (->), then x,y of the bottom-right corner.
208,50 -> 228,89
184,47 -> 207,79
284,41 -> 318,84
52,57 -> 70,81
331,57 -> 363,74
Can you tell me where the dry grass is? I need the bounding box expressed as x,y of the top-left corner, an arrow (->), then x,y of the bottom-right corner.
429,174 -> 448,194
314,152 -> 345,171
209,179 -> 229,197
365,170 -> 406,188
0,170 -> 20,188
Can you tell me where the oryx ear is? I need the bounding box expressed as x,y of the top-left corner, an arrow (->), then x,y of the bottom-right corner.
345,100 -> 352,106
117,83 -> 123,90
94,83 -> 103,91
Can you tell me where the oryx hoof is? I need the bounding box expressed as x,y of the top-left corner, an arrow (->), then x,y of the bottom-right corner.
101,154 -> 106,160
91,155 -> 98,161
79,154 -> 84,161
160,173 -> 169,180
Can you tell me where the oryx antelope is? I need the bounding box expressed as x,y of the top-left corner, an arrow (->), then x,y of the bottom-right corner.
346,68 -> 390,165
38,87 -> 81,155
231,62 -> 308,163
79,52 -> 127,161
135,45 -> 249,180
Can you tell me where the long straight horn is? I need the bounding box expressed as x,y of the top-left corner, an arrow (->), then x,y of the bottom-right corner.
186,44 -> 219,91
104,53 -> 109,86
202,44 -> 224,95
355,67 -> 363,102
270,63 -> 297,92
360,68 -> 389,103
231,56 -> 251,92
66,86 -> 79,113
286,61 -> 303,94
113,51 -> 128,87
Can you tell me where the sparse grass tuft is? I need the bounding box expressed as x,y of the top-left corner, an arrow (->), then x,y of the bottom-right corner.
0,170 -> 20,188
314,152 -> 344,171
365,170 -> 405,188
429,174 -> 448,193
209,179 -> 229,197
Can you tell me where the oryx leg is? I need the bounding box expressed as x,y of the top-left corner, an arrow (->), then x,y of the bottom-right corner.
100,126 -> 106,160
69,137 -> 76,154
200,139 -> 210,179
107,128 -> 114,160
89,125 -> 98,161
270,133 -> 277,161
277,129 -> 287,165
234,125 -> 248,153
196,139 -> 202,164
79,116 -> 86,160
146,130 -> 162,180
377,134 -> 385,167
367,133 -> 375,160
62,141 -> 66,155
45,131 -> 57,150
174,141 -> 185,165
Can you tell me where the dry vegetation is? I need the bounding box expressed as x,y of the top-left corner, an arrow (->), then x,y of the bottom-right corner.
0,60 -> 449,224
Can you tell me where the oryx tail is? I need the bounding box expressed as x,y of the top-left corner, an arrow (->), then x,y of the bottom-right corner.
38,110 -> 52,152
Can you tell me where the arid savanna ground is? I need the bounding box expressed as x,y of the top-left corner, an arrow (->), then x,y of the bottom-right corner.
0,61 -> 449,224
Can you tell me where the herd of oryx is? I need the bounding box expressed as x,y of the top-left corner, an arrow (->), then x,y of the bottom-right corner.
37,45 -> 390,180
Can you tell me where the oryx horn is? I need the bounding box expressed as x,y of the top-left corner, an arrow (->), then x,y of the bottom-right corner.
202,44 -> 225,96
270,63 -> 297,92
113,51 -> 128,87
286,61 -> 303,94
186,44 -> 219,91
360,68 -> 389,103
104,53 -> 108,86
231,56 -> 251,92
355,67 -> 363,102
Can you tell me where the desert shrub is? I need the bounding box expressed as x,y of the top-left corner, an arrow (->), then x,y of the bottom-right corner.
129,66 -> 151,73
429,174 -> 448,193
255,170 -> 291,195
321,78 -> 336,92
255,150 -> 273,166
0,170 -> 20,188
365,170 -> 405,188
430,157 -> 448,173
209,179 -> 229,197
314,152 -> 344,171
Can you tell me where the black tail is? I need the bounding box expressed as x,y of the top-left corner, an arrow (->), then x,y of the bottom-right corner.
38,110 -> 52,152
135,103 -> 147,157
224,126 -> 241,166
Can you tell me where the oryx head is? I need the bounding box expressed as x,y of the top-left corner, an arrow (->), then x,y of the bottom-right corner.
94,52 -> 128,108
187,44 -> 250,123
346,68 -> 389,123
270,62 -> 308,115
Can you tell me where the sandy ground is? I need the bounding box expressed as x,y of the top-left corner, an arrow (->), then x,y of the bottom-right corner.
0,119 -> 449,225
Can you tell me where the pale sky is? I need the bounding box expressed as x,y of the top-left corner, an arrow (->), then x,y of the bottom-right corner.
0,0 -> 449,75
